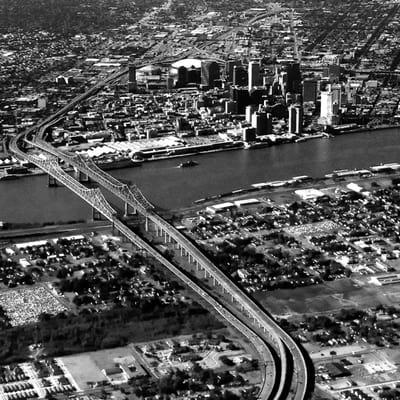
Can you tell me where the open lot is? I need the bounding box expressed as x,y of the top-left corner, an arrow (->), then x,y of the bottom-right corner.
60,346 -> 146,391
255,278 -> 400,317
59,354 -> 105,391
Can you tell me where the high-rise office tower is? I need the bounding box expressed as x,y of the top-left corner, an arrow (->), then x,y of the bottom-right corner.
288,104 -> 303,134
225,100 -> 238,114
277,71 -> 287,96
188,67 -> 201,85
230,87 -> 250,114
249,88 -> 268,106
320,90 -> 333,118
248,61 -> 260,91
251,111 -> 273,135
323,64 -> 341,82
319,88 -> 340,125
330,83 -> 342,108
282,62 -> 301,94
286,92 -> 295,105
128,63 -> 137,93
246,105 -> 257,123
201,61 -> 220,88
176,66 -> 188,88
233,65 -> 248,86
166,74 -> 174,90
242,127 -> 257,142
225,60 -> 242,83
302,79 -> 318,103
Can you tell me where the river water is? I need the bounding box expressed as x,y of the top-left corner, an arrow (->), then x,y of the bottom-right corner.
2,128 -> 400,224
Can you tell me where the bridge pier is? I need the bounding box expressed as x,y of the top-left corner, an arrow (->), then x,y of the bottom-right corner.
92,207 -> 103,221
73,167 -> 89,183
145,217 -> 149,232
80,172 -> 89,183
124,202 -> 137,217
48,175 -> 58,187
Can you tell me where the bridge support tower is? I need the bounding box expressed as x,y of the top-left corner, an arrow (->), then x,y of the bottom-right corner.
92,208 -> 103,221
124,202 -> 137,217
73,168 -> 89,183
48,175 -> 58,187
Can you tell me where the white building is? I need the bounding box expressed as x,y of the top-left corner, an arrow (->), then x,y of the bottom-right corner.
248,61 -> 260,91
319,87 -> 340,125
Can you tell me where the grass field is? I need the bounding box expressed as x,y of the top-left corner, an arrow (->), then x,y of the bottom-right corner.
60,354 -> 104,390
255,278 -> 400,317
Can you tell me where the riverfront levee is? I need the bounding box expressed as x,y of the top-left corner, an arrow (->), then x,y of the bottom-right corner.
2,128 -> 400,224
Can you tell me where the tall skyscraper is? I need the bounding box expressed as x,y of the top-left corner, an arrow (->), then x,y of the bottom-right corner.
176,66 -> 188,88
275,72 -> 287,96
248,61 -> 260,91
233,65 -> 248,86
323,64 -> 341,82
286,92 -> 295,105
128,63 -> 137,93
249,88 -> 268,106
282,62 -> 301,94
201,61 -> 220,88
225,60 -> 242,83
246,105 -> 257,123
251,111 -> 273,135
225,100 -> 238,114
288,104 -> 303,134
230,87 -> 250,114
187,67 -> 201,85
302,79 -> 318,103
319,88 -> 340,125
166,74 -> 174,90
330,83 -> 342,108
242,127 -> 257,142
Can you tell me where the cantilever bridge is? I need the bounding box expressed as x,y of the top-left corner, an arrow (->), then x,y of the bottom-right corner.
11,136 -> 311,400
10,56 -> 311,398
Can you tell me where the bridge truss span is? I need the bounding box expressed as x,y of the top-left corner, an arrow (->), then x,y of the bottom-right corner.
24,153 -> 117,221
31,139 -> 154,212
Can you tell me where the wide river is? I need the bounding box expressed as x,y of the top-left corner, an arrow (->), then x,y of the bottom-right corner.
2,128 -> 400,224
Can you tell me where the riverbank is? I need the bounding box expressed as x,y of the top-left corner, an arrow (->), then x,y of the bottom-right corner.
6,123 -> 400,181
0,220 -> 112,242
171,165 -> 400,219
329,123 -> 400,135
4,126 -> 400,224
6,140 -> 245,179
